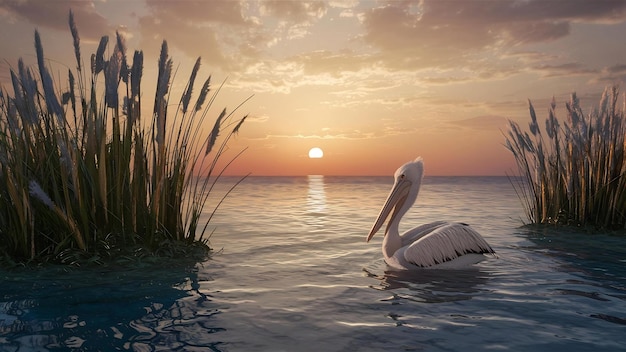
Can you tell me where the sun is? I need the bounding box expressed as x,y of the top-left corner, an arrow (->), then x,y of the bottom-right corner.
308,147 -> 324,159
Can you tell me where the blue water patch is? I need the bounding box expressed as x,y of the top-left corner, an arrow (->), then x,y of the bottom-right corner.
0,263 -> 223,351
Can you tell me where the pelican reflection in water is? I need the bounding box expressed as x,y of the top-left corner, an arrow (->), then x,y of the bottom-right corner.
367,157 -> 496,270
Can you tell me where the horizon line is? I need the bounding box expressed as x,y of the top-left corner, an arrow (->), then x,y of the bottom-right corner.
219,174 -> 521,177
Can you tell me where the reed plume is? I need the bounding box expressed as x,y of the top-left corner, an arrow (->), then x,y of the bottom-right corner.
69,10 -> 81,72
505,86 -> 626,229
0,11 -> 249,264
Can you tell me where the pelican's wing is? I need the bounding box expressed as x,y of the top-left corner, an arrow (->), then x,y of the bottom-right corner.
403,222 -> 495,267
399,220 -> 448,247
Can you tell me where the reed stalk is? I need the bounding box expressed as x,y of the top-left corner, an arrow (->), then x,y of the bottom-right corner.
0,10 -> 249,264
505,86 -> 626,230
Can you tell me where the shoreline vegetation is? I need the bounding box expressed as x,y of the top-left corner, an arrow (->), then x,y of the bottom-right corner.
0,11 -> 249,266
506,86 -> 626,231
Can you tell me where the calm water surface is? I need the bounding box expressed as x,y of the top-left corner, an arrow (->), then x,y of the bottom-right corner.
1,176 -> 625,351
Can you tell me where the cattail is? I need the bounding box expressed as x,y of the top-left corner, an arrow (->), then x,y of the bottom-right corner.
567,92 -> 581,127
157,40 -> 169,83
58,140 -> 74,176
17,59 -> 28,91
206,108 -> 226,155
233,115 -> 248,134
67,69 -> 76,117
528,100 -> 539,136
68,10 -> 81,72
28,180 -> 85,250
523,131 -> 534,153
5,97 -> 19,133
154,41 -> 172,145
23,65 -> 37,102
508,121 -> 528,153
122,96 -> 129,116
94,36 -> 108,74
35,31 -> 64,122
42,71 -> 64,120
34,30 -> 44,76
546,106 -> 559,139
155,69 -> 170,142
195,76 -> 211,112
105,48 -> 122,109
182,57 -> 201,114
10,70 -> 25,118
130,50 -> 143,99
29,180 -> 55,210
127,50 -> 143,127
18,59 -> 37,122
116,31 -> 129,84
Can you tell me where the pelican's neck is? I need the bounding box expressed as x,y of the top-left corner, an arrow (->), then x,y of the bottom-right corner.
382,213 -> 402,260
382,179 -> 420,260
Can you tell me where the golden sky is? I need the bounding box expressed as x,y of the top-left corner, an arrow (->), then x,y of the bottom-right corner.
2,0 -> 626,176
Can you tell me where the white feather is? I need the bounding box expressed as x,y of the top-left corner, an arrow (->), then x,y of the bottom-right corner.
404,222 -> 494,268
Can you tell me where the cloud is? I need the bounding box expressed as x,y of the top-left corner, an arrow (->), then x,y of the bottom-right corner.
0,0 -> 112,41
531,62 -> 597,78
329,0 -> 359,10
248,113 -> 270,123
135,1 -> 333,72
229,50 -> 411,97
144,0 -> 250,26
296,50 -> 371,76
359,0 -> 626,71
137,1 -> 264,70
591,64 -> 626,84
448,115 -> 509,131
256,130 -> 376,141
259,1 -> 327,23
250,123 -> 419,141
137,15 -> 229,68
258,1 -> 329,45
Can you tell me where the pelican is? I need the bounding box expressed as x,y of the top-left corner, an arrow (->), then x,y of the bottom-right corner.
367,157 -> 496,270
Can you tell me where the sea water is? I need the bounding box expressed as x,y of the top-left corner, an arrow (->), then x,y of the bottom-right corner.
1,176 -> 625,351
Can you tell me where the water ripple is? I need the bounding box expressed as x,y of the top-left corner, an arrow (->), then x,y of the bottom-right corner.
2,177 -> 626,351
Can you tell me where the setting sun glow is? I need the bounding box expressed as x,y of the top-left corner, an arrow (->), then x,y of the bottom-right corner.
308,147 -> 324,159
1,2 -> 625,176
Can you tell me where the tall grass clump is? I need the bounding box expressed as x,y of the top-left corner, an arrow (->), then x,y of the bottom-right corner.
0,11 -> 249,264
505,86 -> 626,230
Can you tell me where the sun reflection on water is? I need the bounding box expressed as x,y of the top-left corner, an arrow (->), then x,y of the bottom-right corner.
307,175 -> 326,214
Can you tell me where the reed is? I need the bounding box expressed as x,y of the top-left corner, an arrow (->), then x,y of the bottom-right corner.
505,86 -> 626,230
0,11 -> 249,264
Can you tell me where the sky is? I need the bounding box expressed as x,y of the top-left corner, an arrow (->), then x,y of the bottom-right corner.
2,0 -> 626,176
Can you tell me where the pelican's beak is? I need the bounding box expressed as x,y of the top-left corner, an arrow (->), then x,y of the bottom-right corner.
366,178 -> 412,242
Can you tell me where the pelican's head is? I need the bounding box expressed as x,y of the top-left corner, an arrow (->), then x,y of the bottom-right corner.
366,157 -> 424,242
